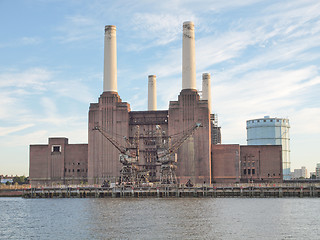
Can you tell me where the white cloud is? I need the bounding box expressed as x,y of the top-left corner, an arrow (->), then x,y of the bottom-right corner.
0,68 -> 52,90
55,15 -> 100,43
131,13 -> 197,47
20,37 -> 42,45
0,124 -> 35,137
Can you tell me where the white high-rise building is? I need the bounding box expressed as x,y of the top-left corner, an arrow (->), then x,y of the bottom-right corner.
246,116 -> 291,180
316,163 -> 320,179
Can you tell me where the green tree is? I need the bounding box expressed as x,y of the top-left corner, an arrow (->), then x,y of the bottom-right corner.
12,176 -> 28,185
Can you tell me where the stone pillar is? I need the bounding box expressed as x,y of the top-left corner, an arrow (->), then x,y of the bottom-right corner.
103,25 -> 117,92
148,75 -> 157,111
182,21 -> 196,90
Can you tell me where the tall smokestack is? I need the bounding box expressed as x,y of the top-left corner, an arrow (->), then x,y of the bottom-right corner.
103,25 -> 117,92
148,75 -> 157,111
202,73 -> 212,113
182,21 -> 196,90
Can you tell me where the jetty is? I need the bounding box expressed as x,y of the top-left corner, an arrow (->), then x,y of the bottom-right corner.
22,183 -> 320,198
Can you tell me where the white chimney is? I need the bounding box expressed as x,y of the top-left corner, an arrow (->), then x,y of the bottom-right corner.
103,25 -> 117,92
202,73 -> 212,113
148,75 -> 157,111
182,21 -> 196,90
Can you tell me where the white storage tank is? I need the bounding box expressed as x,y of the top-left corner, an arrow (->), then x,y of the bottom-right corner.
247,116 -> 291,180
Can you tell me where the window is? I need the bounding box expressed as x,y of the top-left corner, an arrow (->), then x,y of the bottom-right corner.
77,169 -> 80,172
52,145 -> 61,152
244,169 -> 246,174
248,169 -> 251,174
252,169 -> 255,174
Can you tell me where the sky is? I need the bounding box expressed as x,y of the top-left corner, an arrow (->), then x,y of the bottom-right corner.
0,0 -> 319,176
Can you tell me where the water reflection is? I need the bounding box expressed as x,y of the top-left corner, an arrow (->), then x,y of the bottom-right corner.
0,198 -> 319,239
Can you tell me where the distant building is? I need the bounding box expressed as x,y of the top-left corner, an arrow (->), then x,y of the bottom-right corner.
247,116 -> 290,180
292,166 -> 307,179
310,172 -> 316,179
316,163 -> 320,179
0,178 -> 13,184
211,114 -> 221,144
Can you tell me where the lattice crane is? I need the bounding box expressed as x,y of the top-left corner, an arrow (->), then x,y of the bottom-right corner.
93,125 -> 148,185
157,122 -> 202,184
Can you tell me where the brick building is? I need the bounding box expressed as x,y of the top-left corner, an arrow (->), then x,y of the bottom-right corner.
29,22 -> 283,186
30,138 -> 88,185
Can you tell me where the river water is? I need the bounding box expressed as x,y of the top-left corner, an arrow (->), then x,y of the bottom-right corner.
0,197 -> 319,239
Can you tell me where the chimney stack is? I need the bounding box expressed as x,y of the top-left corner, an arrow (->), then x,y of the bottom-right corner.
202,73 -> 212,113
148,75 -> 157,111
182,21 -> 196,90
103,25 -> 117,92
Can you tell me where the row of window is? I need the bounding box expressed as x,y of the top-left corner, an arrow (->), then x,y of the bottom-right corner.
249,119 -> 288,123
243,170 -> 280,177
67,162 -> 83,166
64,168 -> 88,173
242,162 -> 255,167
243,169 -> 255,175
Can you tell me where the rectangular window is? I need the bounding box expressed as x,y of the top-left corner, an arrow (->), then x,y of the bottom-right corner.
252,169 -> 255,174
52,145 -> 61,152
244,169 -> 246,174
248,169 -> 251,174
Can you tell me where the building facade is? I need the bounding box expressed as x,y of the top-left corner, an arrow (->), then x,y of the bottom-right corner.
247,116 -> 290,180
212,144 -> 283,183
292,166 -> 307,179
29,22 -> 283,186
316,163 -> 320,179
29,138 -> 88,186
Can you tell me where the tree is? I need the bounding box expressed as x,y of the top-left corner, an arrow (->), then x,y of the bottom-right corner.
12,176 -> 28,185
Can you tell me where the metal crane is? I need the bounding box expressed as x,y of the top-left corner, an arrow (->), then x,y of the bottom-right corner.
157,122 -> 202,184
93,125 -> 148,185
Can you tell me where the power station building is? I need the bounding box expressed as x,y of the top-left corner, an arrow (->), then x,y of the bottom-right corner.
29,22 -> 283,186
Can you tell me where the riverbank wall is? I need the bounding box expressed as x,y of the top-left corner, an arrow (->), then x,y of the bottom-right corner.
22,183 -> 320,198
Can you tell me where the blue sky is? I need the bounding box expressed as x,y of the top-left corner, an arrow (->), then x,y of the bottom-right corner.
0,0 -> 319,176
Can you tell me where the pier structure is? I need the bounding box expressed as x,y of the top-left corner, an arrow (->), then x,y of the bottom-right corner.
23,183 -> 320,198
